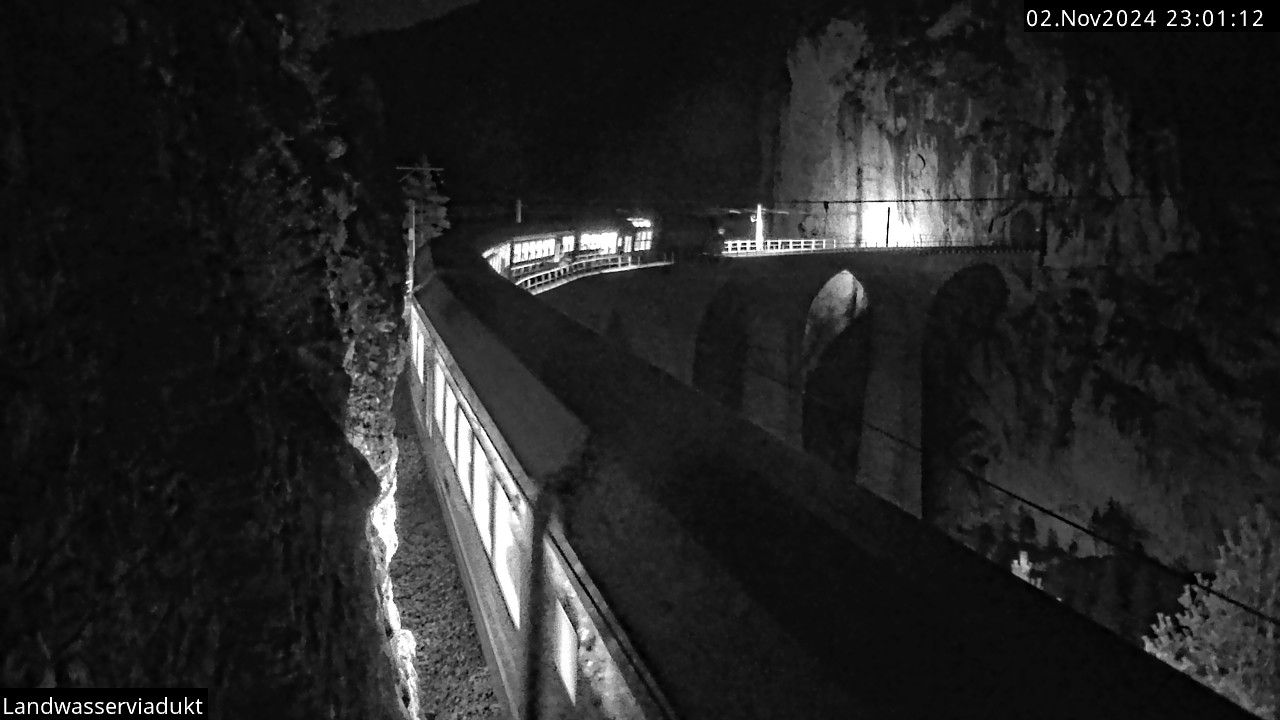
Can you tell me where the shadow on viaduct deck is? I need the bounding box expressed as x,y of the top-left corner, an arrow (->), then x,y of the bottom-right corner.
402,225 -> 1249,720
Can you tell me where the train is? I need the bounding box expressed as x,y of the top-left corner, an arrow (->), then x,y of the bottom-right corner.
481,215 -> 656,280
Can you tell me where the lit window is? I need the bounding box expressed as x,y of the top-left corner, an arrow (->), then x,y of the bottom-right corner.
493,488 -> 523,627
579,231 -> 618,254
432,359 -> 445,432
444,385 -> 458,463
472,442 -> 493,555
457,421 -> 473,503
555,600 -> 578,703
413,319 -> 425,384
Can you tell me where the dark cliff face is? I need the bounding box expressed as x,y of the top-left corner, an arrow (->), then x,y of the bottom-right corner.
2,2 -> 410,712
331,0 -> 817,205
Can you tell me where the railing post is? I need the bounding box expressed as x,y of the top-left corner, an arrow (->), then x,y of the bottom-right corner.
407,209 -> 415,295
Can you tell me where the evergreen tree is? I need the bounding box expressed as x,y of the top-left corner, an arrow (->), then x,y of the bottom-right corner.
1144,505 -> 1280,718
401,156 -> 450,254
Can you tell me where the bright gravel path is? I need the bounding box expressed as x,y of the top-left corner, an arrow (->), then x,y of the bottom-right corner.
392,374 -> 506,720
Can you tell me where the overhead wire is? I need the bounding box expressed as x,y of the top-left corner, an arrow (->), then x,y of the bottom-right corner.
451,190 -> 1221,211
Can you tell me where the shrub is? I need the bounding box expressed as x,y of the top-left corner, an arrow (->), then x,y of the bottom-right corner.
1144,505 -> 1280,718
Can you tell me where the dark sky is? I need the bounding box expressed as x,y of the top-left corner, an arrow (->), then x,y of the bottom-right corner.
336,0 -> 479,34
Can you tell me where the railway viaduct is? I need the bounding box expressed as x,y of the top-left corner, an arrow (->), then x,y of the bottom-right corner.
402,225 -> 1250,720
541,249 -> 1037,517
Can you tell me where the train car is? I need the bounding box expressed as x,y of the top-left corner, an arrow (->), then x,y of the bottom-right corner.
497,226 -> 578,279
654,211 -> 722,260
479,215 -> 653,281
626,216 -> 654,253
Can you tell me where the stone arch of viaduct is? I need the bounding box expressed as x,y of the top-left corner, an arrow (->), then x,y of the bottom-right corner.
541,250 -> 1036,517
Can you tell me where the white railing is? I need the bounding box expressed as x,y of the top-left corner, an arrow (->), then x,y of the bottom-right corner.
515,251 -> 675,295
722,238 -> 840,255
722,235 -> 1036,256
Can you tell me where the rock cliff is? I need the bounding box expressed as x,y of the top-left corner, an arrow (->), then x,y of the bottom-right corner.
775,3 -> 1280,640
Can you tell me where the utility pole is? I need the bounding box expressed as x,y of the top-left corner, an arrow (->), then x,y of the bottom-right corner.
407,199 -> 416,293
396,163 -> 442,293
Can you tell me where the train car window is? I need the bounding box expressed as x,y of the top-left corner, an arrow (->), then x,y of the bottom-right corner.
555,600 -> 578,703
457,420 -> 473,503
432,357 -> 445,433
493,488 -> 523,628
472,442 -> 493,556
412,316 -> 425,385
444,383 -> 458,464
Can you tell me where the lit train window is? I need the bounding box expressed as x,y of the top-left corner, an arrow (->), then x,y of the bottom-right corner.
457,421 -> 473,503
413,318 -> 425,385
493,487 -> 523,628
555,600 -> 578,703
444,384 -> 458,464
472,442 -> 493,556
576,231 -> 605,253
432,358 -> 445,433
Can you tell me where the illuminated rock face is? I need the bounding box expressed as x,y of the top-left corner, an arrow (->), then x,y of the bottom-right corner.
773,6 -> 1280,642
775,13 -> 1195,265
